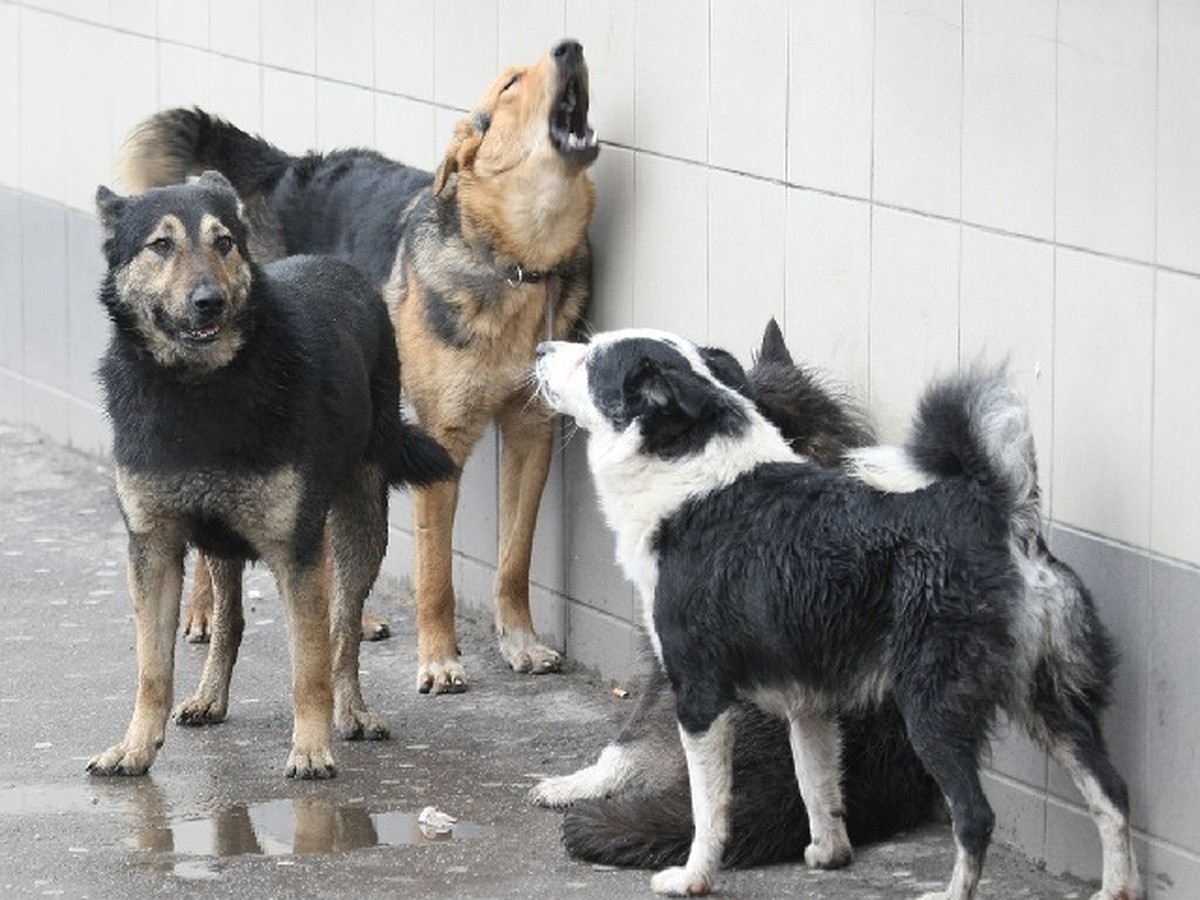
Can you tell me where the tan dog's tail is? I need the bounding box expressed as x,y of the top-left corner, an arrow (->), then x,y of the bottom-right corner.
119,107 -> 292,200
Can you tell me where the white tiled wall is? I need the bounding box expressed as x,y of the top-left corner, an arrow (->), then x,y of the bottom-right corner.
2,1 -> 1198,890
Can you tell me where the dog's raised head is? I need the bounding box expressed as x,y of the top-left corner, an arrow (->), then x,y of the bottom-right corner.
96,171 -> 254,375
434,39 -> 599,269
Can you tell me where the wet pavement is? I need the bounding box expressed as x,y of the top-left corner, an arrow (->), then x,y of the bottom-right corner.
0,423 -> 1098,899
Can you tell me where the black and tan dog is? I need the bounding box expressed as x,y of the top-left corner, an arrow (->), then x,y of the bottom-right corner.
87,173 -> 454,778
120,39 -> 599,694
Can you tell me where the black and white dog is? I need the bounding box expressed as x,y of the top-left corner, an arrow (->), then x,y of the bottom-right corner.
535,328 -> 1142,899
533,321 -> 939,870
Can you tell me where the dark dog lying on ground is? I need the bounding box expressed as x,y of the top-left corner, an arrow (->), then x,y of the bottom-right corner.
120,39 -> 599,695
535,326 -> 1141,899
87,173 -> 454,778
533,321 -> 939,868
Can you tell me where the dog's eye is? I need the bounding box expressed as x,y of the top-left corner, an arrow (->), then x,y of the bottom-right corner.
147,236 -> 173,256
502,73 -> 520,93
213,234 -> 233,256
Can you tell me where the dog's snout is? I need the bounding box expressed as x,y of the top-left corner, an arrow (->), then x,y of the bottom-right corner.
552,40 -> 583,67
189,285 -> 225,317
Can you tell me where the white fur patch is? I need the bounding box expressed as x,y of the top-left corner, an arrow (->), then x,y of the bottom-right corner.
844,444 -> 936,493
529,743 -> 637,808
651,714 -> 734,896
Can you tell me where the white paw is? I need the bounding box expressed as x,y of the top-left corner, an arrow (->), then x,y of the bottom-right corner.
530,745 -> 633,807
651,867 -> 712,896
530,771 -> 592,807
498,628 -> 562,674
804,836 -> 853,870
417,658 -> 469,694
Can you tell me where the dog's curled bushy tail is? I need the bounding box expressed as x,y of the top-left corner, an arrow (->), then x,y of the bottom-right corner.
120,107 -> 291,197
908,366 -> 1040,540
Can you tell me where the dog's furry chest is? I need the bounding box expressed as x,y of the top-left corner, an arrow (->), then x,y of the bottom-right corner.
114,465 -> 304,554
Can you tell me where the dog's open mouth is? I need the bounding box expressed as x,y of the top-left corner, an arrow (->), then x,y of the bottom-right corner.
181,321 -> 222,345
550,75 -> 599,166
155,308 -> 224,347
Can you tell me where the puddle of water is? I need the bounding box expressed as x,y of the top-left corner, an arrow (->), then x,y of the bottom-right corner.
130,798 -> 493,856
0,783 -> 491,859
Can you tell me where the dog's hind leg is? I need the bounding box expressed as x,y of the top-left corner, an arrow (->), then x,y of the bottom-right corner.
328,465 -> 391,740
1047,735 -> 1143,900
181,551 -> 215,643
174,556 -> 245,725
1018,554 -> 1143,899
494,401 -> 561,675
650,711 -> 735,897
787,712 -> 852,870
904,722 -> 994,900
1022,678 -> 1142,899
88,524 -> 187,776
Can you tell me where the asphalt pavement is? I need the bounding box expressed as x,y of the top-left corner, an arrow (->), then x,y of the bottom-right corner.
0,422 -> 1097,899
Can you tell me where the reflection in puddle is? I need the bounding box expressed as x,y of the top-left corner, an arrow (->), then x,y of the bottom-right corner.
130,798 -> 493,857
0,782 -> 490,865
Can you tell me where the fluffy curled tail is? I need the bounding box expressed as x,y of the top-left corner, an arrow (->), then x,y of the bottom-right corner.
908,366 -> 1040,538
120,107 -> 292,198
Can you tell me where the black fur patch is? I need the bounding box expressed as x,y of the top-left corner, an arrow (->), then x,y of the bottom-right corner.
588,338 -> 749,460
423,288 -> 470,349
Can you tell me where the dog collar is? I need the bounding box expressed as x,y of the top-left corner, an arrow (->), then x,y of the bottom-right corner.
504,262 -> 556,287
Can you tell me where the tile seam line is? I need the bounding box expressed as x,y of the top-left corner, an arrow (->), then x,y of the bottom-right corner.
592,148 -> 1196,280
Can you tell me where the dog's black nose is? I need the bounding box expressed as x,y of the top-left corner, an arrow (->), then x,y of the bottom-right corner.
190,285 -> 225,317
553,40 -> 583,67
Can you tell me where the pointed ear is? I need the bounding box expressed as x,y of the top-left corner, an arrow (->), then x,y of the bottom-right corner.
757,317 -> 794,366
95,185 -> 126,238
433,118 -> 483,196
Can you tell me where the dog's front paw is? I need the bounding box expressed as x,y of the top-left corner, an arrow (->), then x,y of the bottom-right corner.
417,659 -> 469,694
651,867 -> 712,896
529,773 -> 587,808
173,694 -> 227,726
285,745 -> 336,779
1089,889 -> 1145,900
86,742 -> 156,776
334,705 -> 390,741
498,628 -> 562,674
804,836 -> 853,870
